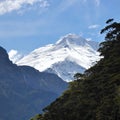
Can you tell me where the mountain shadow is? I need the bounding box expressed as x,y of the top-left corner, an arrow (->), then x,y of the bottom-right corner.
0,46 -> 67,120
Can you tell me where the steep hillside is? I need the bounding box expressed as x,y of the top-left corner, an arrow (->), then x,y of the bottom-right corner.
31,20 -> 120,120
0,46 -> 67,120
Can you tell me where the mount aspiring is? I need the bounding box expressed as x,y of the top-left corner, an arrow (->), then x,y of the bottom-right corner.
15,34 -> 100,82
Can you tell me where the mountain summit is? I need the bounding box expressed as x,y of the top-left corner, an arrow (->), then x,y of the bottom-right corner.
17,34 -> 100,82
56,34 -> 98,50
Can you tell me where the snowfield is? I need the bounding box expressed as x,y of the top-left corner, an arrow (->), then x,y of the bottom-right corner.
12,34 -> 100,82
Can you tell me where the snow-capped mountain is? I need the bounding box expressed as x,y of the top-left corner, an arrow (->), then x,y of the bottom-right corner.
17,34 -> 100,82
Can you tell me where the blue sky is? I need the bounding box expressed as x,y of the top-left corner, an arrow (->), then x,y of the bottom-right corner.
0,0 -> 120,54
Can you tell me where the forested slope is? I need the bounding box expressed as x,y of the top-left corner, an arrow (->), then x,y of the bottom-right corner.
31,19 -> 120,120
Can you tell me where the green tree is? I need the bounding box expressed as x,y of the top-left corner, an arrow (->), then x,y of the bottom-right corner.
31,19 -> 120,120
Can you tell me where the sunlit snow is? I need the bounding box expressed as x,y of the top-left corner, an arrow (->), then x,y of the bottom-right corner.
16,34 -> 100,82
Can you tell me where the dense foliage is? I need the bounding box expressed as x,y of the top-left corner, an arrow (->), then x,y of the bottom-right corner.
31,19 -> 120,120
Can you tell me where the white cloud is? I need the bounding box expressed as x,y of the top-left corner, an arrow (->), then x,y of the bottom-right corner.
0,0 -> 49,15
9,49 -> 18,58
88,24 -> 100,29
8,49 -> 23,63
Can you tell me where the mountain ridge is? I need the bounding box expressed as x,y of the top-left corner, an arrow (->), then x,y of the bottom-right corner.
16,34 -> 100,82
0,46 -> 67,120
